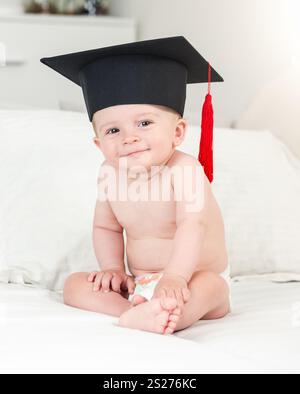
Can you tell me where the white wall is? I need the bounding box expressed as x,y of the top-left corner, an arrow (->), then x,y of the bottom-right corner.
109,0 -> 300,127
1,0 -> 299,127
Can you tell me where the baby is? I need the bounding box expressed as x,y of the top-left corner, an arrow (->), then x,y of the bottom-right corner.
63,103 -> 231,335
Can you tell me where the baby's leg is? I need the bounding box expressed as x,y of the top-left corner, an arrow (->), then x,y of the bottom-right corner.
63,272 -> 132,317
173,270 -> 230,332
118,297 -> 182,335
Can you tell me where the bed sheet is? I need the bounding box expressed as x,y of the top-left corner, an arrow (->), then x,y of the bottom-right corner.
1,278 -> 299,373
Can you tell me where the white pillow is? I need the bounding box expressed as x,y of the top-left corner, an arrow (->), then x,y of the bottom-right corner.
180,125 -> 300,277
0,102 -> 39,110
0,109 -> 101,291
1,109 -> 300,291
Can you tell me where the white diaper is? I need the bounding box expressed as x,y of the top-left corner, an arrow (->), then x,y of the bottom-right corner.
128,267 -> 231,306
219,265 -> 231,309
128,272 -> 163,302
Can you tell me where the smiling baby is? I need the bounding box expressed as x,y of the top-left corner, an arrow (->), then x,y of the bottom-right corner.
41,36 -> 230,335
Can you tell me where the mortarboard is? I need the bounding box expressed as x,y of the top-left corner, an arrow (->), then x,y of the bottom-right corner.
40,36 -> 223,182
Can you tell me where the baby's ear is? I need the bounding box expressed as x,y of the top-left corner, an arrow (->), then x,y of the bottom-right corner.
93,137 -> 101,149
174,118 -> 187,146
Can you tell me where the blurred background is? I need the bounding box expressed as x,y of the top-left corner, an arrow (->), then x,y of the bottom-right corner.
0,0 -> 299,157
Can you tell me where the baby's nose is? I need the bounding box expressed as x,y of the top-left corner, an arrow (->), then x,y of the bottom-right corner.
123,135 -> 140,144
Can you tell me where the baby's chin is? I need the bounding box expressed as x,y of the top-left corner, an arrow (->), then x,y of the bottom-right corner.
118,159 -> 152,172
117,156 -> 164,174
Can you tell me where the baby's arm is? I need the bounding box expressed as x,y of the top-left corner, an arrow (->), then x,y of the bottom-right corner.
93,161 -> 125,272
93,198 -> 124,272
164,156 -> 208,283
164,220 -> 206,283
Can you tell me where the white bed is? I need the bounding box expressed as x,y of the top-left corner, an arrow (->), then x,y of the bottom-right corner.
1,278 -> 299,374
1,109 -> 300,374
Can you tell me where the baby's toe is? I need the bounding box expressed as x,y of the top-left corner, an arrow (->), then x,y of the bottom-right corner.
164,326 -> 174,335
167,321 -> 177,329
156,310 -> 170,328
171,307 -> 182,316
160,296 -> 178,311
168,313 -> 180,323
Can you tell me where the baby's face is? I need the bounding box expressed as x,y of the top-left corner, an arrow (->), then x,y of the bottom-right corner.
92,104 -> 186,171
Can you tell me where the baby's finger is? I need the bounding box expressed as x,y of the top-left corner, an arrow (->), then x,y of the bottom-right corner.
126,276 -> 136,294
182,288 -> 191,303
175,288 -> 184,309
166,288 -> 176,300
111,274 -> 122,293
87,272 -> 97,282
156,287 -> 167,300
93,272 -> 103,292
101,272 -> 113,292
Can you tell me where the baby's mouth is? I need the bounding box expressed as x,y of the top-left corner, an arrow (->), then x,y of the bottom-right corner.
122,148 -> 150,157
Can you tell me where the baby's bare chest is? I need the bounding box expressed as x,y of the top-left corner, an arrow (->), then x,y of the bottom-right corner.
110,199 -> 177,239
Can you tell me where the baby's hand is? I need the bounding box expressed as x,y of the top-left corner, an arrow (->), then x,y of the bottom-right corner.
152,273 -> 191,309
87,269 -> 135,294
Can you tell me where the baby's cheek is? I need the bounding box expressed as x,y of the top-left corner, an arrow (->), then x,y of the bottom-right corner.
106,147 -> 119,163
154,143 -> 173,162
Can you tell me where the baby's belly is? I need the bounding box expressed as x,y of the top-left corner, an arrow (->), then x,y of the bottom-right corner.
126,234 -> 227,277
126,237 -> 174,276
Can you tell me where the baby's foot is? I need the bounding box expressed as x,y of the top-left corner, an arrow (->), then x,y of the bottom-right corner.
119,297 -> 182,335
131,294 -> 147,306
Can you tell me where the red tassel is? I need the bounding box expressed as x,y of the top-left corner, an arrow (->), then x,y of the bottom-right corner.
198,63 -> 214,183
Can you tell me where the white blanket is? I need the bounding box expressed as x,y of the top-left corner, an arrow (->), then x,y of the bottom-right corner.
1,278 -> 299,373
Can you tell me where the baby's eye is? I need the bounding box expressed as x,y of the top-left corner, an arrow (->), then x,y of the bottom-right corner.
138,120 -> 152,127
105,120 -> 152,135
106,128 -> 119,135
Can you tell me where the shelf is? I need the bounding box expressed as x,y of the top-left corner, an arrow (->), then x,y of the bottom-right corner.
0,6 -> 137,111
0,8 -> 136,28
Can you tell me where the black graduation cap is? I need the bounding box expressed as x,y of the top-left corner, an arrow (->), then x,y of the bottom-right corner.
40,36 -> 224,182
